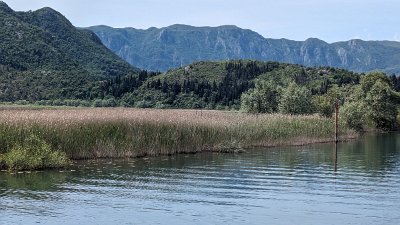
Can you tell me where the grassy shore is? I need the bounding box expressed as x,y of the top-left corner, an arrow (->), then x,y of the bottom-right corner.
0,107 -> 357,169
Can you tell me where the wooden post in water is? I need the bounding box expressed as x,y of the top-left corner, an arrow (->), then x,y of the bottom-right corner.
335,99 -> 339,143
333,99 -> 340,172
334,143 -> 338,172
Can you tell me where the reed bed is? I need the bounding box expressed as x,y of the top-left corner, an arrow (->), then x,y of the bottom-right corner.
0,107 -> 357,160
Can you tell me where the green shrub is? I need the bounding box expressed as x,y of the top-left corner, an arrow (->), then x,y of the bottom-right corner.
365,80 -> 398,130
3,135 -> 69,171
240,80 -> 279,113
15,100 -> 30,105
279,82 -> 314,115
93,99 -> 103,107
314,86 -> 342,118
341,101 -> 365,132
136,100 -> 153,108
344,72 -> 399,131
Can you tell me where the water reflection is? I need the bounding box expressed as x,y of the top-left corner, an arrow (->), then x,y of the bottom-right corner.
1,133 -> 400,225
334,143 -> 338,172
0,171 -> 67,198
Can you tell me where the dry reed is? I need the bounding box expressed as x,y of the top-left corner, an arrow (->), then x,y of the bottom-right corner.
0,107 -> 357,159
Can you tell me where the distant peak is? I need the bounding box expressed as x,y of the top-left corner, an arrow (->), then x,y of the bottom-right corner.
304,38 -> 328,45
34,7 -> 62,15
94,25 -> 112,29
0,1 -> 8,7
217,25 -> 240,29
32,6 -> 73,28
348,39 -> 364,43
169,24 -> 193,28
0,1 -> 13,13
305,37 -> 323,42
165,24 -> 195,30
165,24 -> 241,30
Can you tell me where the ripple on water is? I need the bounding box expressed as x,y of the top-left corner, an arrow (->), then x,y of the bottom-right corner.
1,134 -> 400,225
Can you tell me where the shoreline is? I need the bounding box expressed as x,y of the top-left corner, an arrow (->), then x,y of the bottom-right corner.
0,135 -> 359,171
0,107 -> 357,170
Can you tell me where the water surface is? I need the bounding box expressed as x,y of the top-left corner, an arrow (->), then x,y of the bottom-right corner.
1,134 -> 400,224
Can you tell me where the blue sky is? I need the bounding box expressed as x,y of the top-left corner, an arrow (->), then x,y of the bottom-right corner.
3,0 -> 399,43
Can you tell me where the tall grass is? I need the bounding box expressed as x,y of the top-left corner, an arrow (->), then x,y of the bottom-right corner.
0,108 -> 356,161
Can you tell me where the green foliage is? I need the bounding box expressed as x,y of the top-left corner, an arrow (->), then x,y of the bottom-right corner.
341,101 -> 365,132
0,4 -> 364,111
0,4 -> 138,102
126,61 -> 360,111
129,60 -> 284,109
240,80 -> 279,113
91,97 -> 118,107
2,135 -> 69,171
1,0 -> 397,133
360,72 -> 393,95
365,80 -> 397,130
278,82 -> 314,115
313,86 -> 342,117
342,72 -> 399,131
389,74 -> 400,92
238,64 -> 360,115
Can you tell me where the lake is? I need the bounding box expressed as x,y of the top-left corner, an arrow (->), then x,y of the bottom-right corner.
1,133 -> 400,225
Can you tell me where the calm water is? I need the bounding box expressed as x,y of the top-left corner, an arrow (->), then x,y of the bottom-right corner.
1,134 -> 400,225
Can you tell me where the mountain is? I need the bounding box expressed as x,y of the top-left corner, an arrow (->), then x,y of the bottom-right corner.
0,2 -> 138,101
87,24 -> 400,73
0,2 -> 397,111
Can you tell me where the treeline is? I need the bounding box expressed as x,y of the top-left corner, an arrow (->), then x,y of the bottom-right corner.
98,70 -> 161,98
241,71 -> 400,131
3,58 -> 400,132
0,60 -> 365,109
122,61 -> 360,109
138,61 -> 283,108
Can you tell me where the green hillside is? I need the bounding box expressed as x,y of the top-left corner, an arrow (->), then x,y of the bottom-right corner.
1,2 -> 399,132
0,2 -> 138,101
99,60 -> 360,109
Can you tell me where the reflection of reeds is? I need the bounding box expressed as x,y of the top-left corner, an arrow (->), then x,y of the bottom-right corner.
0,108 -> 357,159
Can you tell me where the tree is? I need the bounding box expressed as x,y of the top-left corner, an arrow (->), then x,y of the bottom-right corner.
314,85 -> 342,118
278,82 -> 314,115
341,101 -> 365,132
342,72 -> 399,131
240,80 -> 279,113
360,72 -> 392,94
365,80 -> 398,130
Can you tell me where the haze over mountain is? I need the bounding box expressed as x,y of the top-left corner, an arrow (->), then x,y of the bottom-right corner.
88,25 -> 400,73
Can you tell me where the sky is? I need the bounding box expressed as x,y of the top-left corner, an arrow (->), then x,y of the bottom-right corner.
3,0 -> 400,43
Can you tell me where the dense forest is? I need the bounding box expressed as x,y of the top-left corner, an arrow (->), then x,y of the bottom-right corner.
111,61 -> 360,109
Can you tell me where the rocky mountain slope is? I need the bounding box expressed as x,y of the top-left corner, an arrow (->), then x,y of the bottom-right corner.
88,24 -> 400,73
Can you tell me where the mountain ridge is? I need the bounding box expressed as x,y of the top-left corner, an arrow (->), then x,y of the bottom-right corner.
0,2 -> 139,101
88,24 -> 400,73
